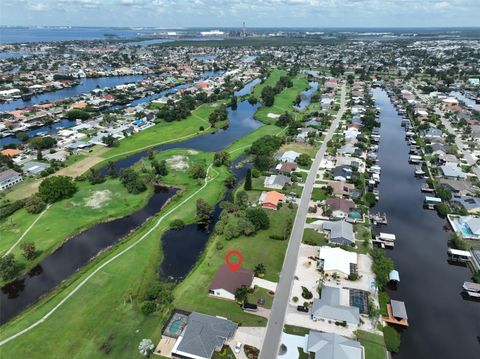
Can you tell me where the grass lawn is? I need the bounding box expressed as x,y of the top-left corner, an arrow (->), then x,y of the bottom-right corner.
298,347 -> 309,359
225,124 -> 284,159
0,178 -> 152,284
0,151 -> 231,359
302,229 -> 327,246
254,75 -> 310,125
174,206 -> 295,325
252,69 -> 287,99
101,102 -> 220,159
311,188 -> 327,201
279,142 -> 316,157
247,286 -> 274,309
355,330 -> 386,359
212,345 -> 236,359
283,324 -> 310,336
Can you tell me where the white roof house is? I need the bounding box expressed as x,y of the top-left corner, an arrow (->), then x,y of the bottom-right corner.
318,247 -> 357,276
279,150 -> 301,163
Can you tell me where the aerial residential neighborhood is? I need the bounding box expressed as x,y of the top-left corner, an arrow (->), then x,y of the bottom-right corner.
0,2 -> 479,359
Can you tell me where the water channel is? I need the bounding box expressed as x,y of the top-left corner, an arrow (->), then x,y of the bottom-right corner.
0,81 -> 263,324
371,88 -> 480,358
295,81 -> 318,111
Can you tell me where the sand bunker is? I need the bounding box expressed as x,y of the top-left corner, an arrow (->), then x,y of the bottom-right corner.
85,190 -> 112,209
166,155 -> 189,170
267,113 -> 280,119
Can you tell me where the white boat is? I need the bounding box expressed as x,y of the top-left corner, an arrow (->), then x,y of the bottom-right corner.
463,282 -> 480,298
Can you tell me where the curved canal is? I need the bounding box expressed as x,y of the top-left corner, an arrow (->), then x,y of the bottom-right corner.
0,81 -> 263,324
372,88 -> 480,358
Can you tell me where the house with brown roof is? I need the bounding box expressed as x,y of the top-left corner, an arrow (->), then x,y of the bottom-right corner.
0,148 -> 23,157
328,181 -> 356,198
209,265 -> 254,301
275,162 -> 297,174
325,198 -> 357,219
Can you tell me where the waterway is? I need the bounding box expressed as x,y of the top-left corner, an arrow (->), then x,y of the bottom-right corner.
0,74 -> 146,112
160,156 -> 251,280
371,88 -> 480,358
234,78 -> 261,97
295,81 -> 318,111
0,186 -> 177,324
0,80 -> 263,323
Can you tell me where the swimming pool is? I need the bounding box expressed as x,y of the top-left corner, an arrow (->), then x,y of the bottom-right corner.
163,312 -> 188,338
349,210 -> 362,220
459,222 -> 474,237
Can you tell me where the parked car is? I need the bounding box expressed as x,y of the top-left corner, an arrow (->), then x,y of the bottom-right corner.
297,305 -> 309,313
234,342 -> 242,353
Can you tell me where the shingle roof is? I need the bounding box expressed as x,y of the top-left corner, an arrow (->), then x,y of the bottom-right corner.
176,312 -> 237,358
0,169 -> 21,183
209,265 -> 253,295
391,300 -> 408,320
322,220 -> 354,244
312,286 -> 359,324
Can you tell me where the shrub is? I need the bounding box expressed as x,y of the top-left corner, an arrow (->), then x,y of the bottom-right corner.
292,296 -> 298,303
38,176 -> 77,203
301,286 -> 313,299
169,219 -> 185,230
246,208 -> 270,231
25,194 -> 46,214
140,301 -> 157,316
0,254 -> 18,281
216,241 -> 224,250
383,326 -> 401,353
20,241 -> 37,260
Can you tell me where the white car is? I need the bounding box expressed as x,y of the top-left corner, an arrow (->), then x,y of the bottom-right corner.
234,341 -> 242,353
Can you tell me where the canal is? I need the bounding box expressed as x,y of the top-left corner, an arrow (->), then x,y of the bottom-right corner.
0,81 -> 263,324
372,88 -> 480,358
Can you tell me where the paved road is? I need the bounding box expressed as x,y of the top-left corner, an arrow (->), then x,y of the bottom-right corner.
259,84 -> 347,359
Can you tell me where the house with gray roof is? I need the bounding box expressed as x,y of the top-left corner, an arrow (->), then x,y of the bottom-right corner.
171,312 -> 238,359
306,331 -> 362,359
311,286 -> 360,325
440,164 -> 466,180
451,195 -> 480,214
439,178 -> 475,196
264,174 -> 292,190
22,161 -> 50,176
322,220 -> 355,245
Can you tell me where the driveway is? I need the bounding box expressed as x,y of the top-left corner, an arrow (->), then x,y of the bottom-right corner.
252,277 -> 278,292
278,333 -> 308,359
228,327 -> 266,359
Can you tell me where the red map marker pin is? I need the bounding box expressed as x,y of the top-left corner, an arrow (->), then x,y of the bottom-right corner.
225,250 -> 242,272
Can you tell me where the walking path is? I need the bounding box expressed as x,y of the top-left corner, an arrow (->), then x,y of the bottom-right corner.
259,84 -> 347,359
2,205 -> 51,257
0,165 -> 218,346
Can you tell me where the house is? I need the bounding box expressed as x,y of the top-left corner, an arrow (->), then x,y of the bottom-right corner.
276,162 -> 297,174
22,161 -> 50,176
208,265 -> 254,301
440,164 -> 466,179
278,150 -> 301,163
311,286 -> 360,325
0,148 -> 23,157
422,128 -> 443,139
322,220 -> 355,245
171,312 -> 237,359
264,174 -> 292,190
325,198 -> 357,219
451,195 -> 480,214
306,331 -> 362,359
439,178 -> 475,196
0,169 -> 23,190
296,128 -> 316,142
258,191 -> 285,210
318,246 -> 358,277
328,181 -> 356,198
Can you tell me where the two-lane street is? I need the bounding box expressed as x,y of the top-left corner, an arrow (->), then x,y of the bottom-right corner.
259,83 -> 347,359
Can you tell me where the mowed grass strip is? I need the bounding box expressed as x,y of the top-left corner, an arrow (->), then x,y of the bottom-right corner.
251,68 -> 287,98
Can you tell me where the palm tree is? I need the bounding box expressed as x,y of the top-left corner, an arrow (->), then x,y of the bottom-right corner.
254,263 -> 266,277
138,339 -> 154,357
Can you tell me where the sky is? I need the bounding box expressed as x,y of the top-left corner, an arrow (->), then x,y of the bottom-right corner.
1,0 -> 479,28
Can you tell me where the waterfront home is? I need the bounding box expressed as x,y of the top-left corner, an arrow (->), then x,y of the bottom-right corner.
0,169 -> 23,190
439,178 -> 476,196
324,198 -> 357,219
327,181 -> 356,199
22,161 -> 50,176
171,312 -> 237,359
306,331 -> 362,359
208,265 -> 254,301
258,191 -> 285,210
311,286 -> 360,325
322,220 -> 355,245
278,150 -> 301,163
422,127 -> 444,139
264,174 -> 292,190
440,164 -> 466,180
0,148 -> 23,157
448,215 -> 480,240
318,246 -> 358,277
451,195 -> 480,214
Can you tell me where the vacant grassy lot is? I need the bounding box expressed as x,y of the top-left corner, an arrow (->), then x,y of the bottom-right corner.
355,330 -> 386,359
302,228 -> 327,246
279,142 -> 317,157
0,179 -> 152,284
174,205 -> 295,325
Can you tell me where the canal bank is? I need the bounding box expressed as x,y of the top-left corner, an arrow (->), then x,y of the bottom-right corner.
372,88 -> 480,358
